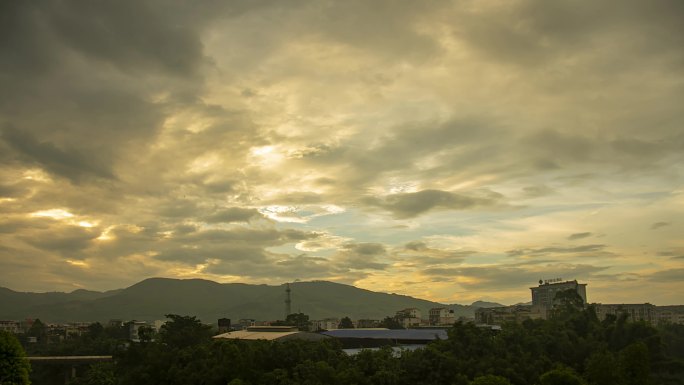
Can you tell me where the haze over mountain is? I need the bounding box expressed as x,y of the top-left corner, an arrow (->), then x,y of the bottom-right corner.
0,278 -> 498,323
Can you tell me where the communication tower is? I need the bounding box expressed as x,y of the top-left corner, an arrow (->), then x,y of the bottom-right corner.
285,283 -> 292,319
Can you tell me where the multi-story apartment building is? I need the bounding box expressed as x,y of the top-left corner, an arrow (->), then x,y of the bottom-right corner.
0,320 -> 21,334
310,318 -> 340,331
531,279 -> 587,317
396,308 -> 422,328
593,303 -> 657,324
475,305 -> 544,325
356,319 -> 380,328
429,307 -> 456,326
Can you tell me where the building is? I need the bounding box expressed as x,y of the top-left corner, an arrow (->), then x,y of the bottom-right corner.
218,318 -> 231,333
655,306 -> 684,325
429,307 -> 455,326
356,319 -> 380,328
475,305 -> 544,325
214,326 -> 330,342
0,320 -> 21,334
310,318 -> 340,331
593,303 -> 657,325
531,279 -> 587,317
395,308 -> 422,328
322,328 -> 447,347
129,321 -> 152,341
233,319 -> 256,330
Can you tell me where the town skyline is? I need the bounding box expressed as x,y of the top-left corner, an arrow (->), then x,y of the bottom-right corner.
1,0 -> 683,305
2,276 -> 683,308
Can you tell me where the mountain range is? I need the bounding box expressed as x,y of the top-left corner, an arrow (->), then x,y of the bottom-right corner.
0,278 -> 504,323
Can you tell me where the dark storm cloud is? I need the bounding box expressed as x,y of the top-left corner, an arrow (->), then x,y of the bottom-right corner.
0,181 -> 31,199
394,243 -> 472,266
46,0 -> 205,76
507,244 -> 606,257
646,268 -> 684,283
651,222 -> 670,230
205,208 -> 265,223
522,185 -> 555,198
1,127 -> 115,182
265,192 -> 324,204
0,0 -> 682,299
19,225 -> 100,257
0,0 -> 213,77
568,232 -> 592,241
423,264 -> 608,291
332,242 -> 388,270
453,0 -> 684,68
308,0 -> 441,61
362,189 -> 503,219
0,0 -> 214,187
343,242 -> 386,256
404,241 -> 428,251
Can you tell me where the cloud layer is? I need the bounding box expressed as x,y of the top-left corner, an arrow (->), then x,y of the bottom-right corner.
1,0 -> 682,305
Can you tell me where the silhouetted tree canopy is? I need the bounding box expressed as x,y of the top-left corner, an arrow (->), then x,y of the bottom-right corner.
338,316 -> 355,329
0,330 -> 31,385
21,308 -> 684,385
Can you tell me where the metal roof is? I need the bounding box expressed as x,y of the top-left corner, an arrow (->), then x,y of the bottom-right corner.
322,328 -> 448,340
213,330 -> 330,341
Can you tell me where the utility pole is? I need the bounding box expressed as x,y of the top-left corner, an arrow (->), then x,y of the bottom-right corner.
285,283 -> 292,319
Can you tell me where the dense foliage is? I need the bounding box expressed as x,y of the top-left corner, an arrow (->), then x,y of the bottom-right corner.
25,309 -> 684,385
0,330 -> 31,385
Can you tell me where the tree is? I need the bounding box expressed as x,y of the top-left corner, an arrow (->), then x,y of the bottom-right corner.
539,367 -> 587,385
137,325 -> 155,343
470,374 -> 512,385
584,350 -> 623,385
619,342 -> 651,385
285,313 -> 311,331
338,317 -> 354,329
70,362 -> 115,385
158,314 -> 212,349
378,316 -> 404,329
551,289 -> 585,320
27,318 -> 48,344
0,330 -> 31,385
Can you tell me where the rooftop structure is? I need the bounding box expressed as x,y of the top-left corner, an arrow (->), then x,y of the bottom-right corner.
213,326 -> 329,342
429,307 -> 455,326
531,279 -> 587,316
322,328 -> 448,349
593,303 -> 657,325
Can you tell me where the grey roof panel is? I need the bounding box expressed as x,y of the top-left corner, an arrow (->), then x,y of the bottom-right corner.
321,329 -> 448,340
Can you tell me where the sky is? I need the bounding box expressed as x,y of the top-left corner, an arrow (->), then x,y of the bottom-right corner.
1,0 -> 683,305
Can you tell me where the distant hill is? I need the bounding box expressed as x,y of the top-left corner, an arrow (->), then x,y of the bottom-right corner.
470,300 -> 505,308
0,278 -> 483,323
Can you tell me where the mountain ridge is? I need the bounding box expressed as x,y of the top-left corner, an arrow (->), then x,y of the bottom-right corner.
0,277 -> 491,323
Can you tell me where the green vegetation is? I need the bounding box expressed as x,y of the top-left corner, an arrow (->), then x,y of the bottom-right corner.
22,309 -> 684,385
0,330 -> 31,385
0,278 -> 476,322
338,317 -> 355,329
273,313 -> 311,331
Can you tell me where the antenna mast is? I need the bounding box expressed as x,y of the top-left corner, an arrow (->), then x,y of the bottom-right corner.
285,283 -> 292,319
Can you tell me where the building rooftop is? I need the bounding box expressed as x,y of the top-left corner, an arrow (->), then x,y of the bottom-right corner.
322,328 -> 448,341
213,327 -> 330,342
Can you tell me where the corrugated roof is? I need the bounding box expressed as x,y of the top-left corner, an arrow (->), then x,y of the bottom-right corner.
213,330 -> 330,341
322,329 -> 448,340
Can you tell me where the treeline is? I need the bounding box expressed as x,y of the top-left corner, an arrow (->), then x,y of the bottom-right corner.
16,307 -> 684,385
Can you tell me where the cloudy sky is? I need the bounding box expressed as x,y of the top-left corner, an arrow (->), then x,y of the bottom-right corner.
1,0 -> 683,305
